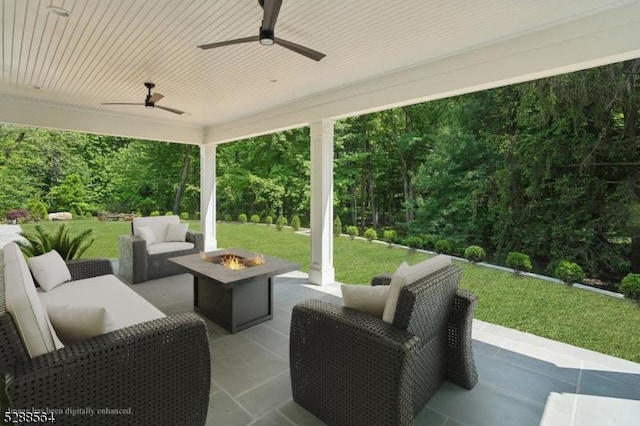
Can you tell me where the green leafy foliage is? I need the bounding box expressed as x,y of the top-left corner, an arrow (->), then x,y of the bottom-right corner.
165,211 -> 173,216
265,216 -> 273,226
250,214 -> 261,224
333,216 -> 342,237
275,215 -> 286,231
383,229 -> 397,247
506,252 -> 533,275
434,239 -> 453,254
346,226 -> 359,240
180,212 -> 189,220
238,213 -> 247,223
555,260 -> 586,286
464,245 -> 486,263
291,214 -> 301,231
27,199 -> 48,221
404,236 -> 422,251
17,223 -> 95,260
150,210 -> 160,217
363,228 -> 377,242
620,274 -> 640,304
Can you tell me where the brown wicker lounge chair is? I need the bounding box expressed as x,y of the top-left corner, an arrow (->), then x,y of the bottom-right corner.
290,264 -> 477,426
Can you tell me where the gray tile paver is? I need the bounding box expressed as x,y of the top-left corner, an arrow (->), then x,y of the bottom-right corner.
121,266 -> 640,426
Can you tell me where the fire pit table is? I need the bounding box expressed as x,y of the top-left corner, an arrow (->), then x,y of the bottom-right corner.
169,248 -> 301,333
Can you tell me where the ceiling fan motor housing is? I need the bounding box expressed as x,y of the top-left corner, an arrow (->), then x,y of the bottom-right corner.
259,27 -> 275,45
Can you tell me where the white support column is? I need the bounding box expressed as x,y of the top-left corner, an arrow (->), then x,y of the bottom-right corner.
308,119 -> 335,285
200,143 -> 217,251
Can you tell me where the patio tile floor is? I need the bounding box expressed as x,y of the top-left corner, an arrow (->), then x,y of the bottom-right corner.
122,266 -> 640,426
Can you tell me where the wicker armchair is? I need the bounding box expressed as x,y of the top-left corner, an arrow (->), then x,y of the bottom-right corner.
290,264 -> 477,426
118,218 -> 204,284
0,259 -> 211,426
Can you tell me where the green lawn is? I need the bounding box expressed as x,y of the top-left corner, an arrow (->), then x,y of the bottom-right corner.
20,220 -> 640,363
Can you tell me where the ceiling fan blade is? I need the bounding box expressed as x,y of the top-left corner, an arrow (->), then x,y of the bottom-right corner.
198,36 -> 259,50
149,93 -> 164,103
275,38 -> 326,61
261,0 -> 282,32
156,105 -> 185,115
101,103 -> 144,106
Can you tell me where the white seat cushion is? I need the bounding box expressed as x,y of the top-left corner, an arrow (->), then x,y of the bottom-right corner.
38,275 -> 165,330
146,241 -> 194,255
27,250 -> 72,292
382,255 -> 452,324
3,242 -> 58,358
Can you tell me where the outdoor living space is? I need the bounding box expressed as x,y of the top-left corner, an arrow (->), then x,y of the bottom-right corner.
129,267 -> 640,426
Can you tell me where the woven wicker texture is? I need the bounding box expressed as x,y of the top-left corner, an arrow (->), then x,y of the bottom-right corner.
118,231 -> 204,284
1,256 -> 211,425
290,264 -> 477,426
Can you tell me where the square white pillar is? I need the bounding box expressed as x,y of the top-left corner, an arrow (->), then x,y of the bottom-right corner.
200,144 -> 217,251
309,120 -> 335,285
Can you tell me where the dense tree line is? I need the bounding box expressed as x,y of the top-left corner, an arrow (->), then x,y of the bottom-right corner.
216,59 -> 640,280
1,58 -> 639,280
0,128 -> 201,218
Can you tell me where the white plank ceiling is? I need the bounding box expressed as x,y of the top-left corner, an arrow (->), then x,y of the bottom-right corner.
1,0 -> 640,144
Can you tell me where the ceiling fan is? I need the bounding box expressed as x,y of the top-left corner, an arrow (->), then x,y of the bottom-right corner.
102,82 -> 185,115
198,0 -> 325,62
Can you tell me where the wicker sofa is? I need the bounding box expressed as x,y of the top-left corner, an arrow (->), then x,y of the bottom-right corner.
290,262 -> 478,426
0,242 -> 210,426
118,215 -> 204,283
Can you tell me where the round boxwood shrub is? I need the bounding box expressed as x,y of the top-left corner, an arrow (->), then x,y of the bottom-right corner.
275,215 -> 286,231
419,234 -> 439,250
238,213 -> 247,223
265,216 -> 273,226
27,199 -> 48,222
165,211 -> 173,216
383,229 -> 397,247
180,212 -> 189,220
404,236 -> 422,252
223,213 -> 232,222
363,228 -> 377,242
346,226 -> 359,240
620,273 -> 640,305
434,239 -> 453,254
506,252 -> 533,275
554,260 -> 585,286
334,216 -> 342,237
291,214 -> 301,231
464,245 -> 486,263
250,214 -> 261,224
150,210 -> 160,217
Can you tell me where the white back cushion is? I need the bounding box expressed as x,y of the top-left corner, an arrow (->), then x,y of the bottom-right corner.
382,255 -> 452,323
47,304 -> 117,345
133,215 -> 180,243
341,285 -> 390,318
135,225 -> 156,245
28,250 -> 72,292
165,223 -> 189,242
3,242 -> 57,358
